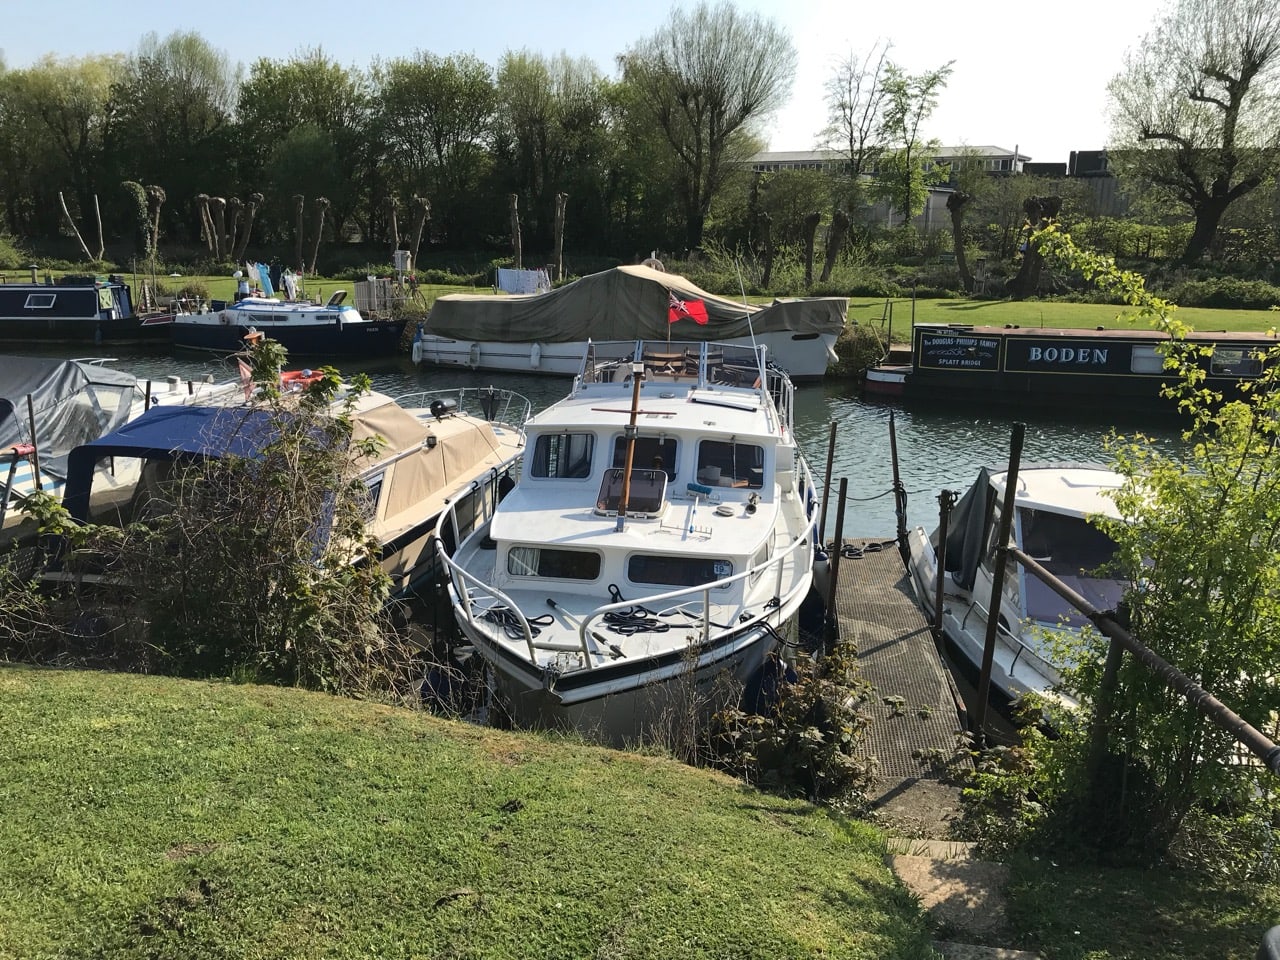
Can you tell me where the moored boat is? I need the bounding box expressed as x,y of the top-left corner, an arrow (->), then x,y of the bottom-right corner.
0,274 -> 166,345
172,292 -> 404,357
435,338 -> 819,744
411,265 -> 845,381
863,323 -> 1277,411
60,385 -> 529,598
905,463 -> 1127,703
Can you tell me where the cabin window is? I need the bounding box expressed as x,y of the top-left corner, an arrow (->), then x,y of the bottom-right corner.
1130,346 -> 1164,374
1018,508 -> 1123,627
695,439 -> 764,489
531,432 -> 595,479
24,293 -> 56,309
629,555 -> 733,588
361,473 -> 385,521
507,546 -> 601,580
1210,347 -> 1262,378
320,314 -> 336,323
611,436 -> 676,480
595,468 -> 667,516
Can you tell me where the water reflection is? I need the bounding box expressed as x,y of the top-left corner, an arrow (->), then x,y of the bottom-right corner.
51,346 -> 1187,538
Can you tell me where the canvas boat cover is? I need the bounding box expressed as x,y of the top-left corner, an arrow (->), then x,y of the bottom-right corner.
0,356 -> 137,482
424,264 -> 847,342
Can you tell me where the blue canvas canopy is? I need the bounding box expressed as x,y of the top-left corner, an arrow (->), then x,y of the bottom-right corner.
62,405 -> 284,521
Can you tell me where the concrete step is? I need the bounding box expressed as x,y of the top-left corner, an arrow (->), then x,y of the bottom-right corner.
888,851 -> 1016,943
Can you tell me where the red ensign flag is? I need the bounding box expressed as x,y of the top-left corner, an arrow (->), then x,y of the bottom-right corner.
667,291 -> 709,325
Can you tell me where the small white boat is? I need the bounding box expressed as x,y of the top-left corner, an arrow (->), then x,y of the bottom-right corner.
906,463 -> 1127,702
435,339 -> 819,743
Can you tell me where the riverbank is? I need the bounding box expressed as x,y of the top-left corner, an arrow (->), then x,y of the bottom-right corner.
2,666 -> 1275,958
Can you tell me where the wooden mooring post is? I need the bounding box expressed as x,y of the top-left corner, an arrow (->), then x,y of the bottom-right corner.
975,421 -> 1024,746
933,488 -> 957,646
818,420 -> 837,546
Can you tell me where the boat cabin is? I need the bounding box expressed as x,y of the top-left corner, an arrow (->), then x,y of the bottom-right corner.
485,340 -> 798,606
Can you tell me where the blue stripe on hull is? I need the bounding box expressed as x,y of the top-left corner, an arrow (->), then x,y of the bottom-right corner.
173,321 -> 405,357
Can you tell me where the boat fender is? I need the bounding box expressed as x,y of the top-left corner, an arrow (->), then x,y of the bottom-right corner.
530,343 -> 541,368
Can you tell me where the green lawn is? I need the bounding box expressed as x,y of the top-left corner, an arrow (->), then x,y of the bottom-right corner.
2,667 -> 1275,958
849,297 -> 1280,336
0,666 -> 934,960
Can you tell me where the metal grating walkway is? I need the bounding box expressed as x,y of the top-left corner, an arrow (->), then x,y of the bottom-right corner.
834,538 -> 969,780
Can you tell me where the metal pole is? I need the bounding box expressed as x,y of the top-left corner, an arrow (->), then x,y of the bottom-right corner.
818,420 -> 837,545
823,477 -> 849,652
1011,547 -> 1280,776
144,380 -> 153,412
614,362 -> 645,533
974,421 -> 1025,746
933,489 -> 957,646
25,395 -> 41,492
888,410 -> 908,561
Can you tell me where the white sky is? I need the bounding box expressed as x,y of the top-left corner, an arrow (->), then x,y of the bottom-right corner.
3,0 -> 1166,164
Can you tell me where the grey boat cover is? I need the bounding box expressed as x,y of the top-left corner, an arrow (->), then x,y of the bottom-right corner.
424,264 -> 848,343
0,356 -> 137,481
942,468 -> 992,592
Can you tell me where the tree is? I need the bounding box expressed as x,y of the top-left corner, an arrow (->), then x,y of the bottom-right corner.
236,49 -> 370,240
1108,0 -> 1280,263
372,52 -> 496,246
873,61 -> 953,225
819,40 -> 892,217
106,32 -> 241,241
1010,225 -> 1280,867
619,1 -> 796,250
492,50 -> 613,252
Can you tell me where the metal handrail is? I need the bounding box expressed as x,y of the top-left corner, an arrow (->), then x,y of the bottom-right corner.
393,386 -> 532,430
578,511 -> 814,657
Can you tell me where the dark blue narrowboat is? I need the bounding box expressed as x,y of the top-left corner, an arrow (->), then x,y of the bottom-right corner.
0,274 -> 167,345
863,323 -> 1278,412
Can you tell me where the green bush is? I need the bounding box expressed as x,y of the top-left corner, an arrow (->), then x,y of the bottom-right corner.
705,644 -> 874,805
1167,277 -> 1280,310
0,234 -> 31,271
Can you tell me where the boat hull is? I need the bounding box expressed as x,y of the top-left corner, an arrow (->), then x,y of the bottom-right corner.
413,331 -> 837,382
0,315 -> 168,346
454,603 -> 791,746
173,318 -> 405,356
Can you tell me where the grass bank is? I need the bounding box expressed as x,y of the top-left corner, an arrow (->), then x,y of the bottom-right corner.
848,297 -> 1280,336
0,666 -> 934,959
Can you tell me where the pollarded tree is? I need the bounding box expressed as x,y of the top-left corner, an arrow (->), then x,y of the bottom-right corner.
619,1 -> 796,250
1108,0 -> 1280,263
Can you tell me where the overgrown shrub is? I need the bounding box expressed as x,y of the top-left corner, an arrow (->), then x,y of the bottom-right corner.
0,233 -> 30,271
705,643 -> 874,805
830,323 -> 890,376
1167,277 -> 1280,310
3,343 -> 414,698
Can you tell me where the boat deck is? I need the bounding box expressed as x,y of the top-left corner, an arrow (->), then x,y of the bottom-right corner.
834,538 -> 969,781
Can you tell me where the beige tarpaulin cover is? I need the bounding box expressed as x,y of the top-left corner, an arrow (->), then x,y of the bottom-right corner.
424,265 -> 847,342
351,398 -> 501,529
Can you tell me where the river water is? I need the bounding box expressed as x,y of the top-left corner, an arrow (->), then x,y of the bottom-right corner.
95,347 -> 1188,539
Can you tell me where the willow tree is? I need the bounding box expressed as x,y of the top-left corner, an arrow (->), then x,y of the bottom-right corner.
620,1 -> 796,250
234,192 -> 263,261
1108,0 -> 1280,263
